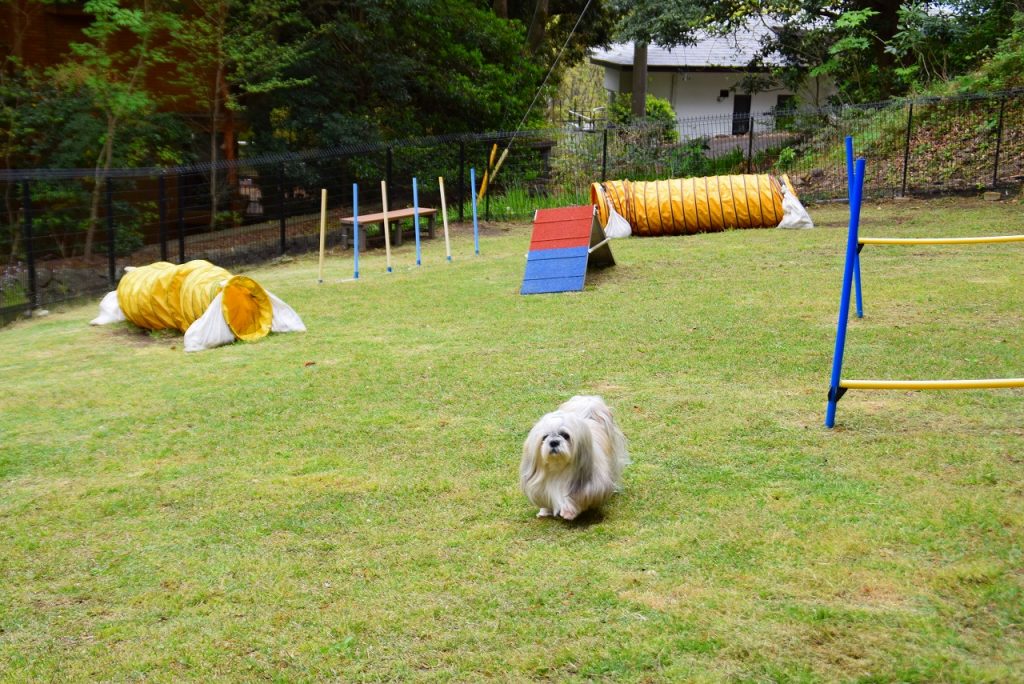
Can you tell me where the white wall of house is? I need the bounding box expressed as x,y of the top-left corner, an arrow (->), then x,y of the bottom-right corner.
603,68 -> 831,139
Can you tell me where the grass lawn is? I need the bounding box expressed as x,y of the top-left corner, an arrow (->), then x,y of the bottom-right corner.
1,197 -> 1022,682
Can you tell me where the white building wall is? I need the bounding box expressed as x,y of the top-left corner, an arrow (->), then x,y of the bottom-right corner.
607,69 -> 811,140
655,72 -> 795,139
602,68 -> 624,94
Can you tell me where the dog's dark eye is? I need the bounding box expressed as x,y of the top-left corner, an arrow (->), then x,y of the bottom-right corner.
559,431 -> 570,441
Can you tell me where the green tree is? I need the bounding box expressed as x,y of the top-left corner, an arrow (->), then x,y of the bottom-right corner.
887,0 -> 1022,91
1,61 -> 186,261
55,0 -> 178,260
629,0 -> 1024,101
169,0 -> 311,228
952,10 -> 1024,92
491,1 -> 617,65
549,61 -> 607,126
609,0 -> 706,47
609,93 -> 679,142
241,0 -> 547,154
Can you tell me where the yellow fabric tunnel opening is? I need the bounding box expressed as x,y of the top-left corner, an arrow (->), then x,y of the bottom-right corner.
221,275 -> 272,341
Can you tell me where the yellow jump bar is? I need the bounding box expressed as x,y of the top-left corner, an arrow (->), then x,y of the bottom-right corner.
841,378 -> 1024,390
859,235 -> 1024,245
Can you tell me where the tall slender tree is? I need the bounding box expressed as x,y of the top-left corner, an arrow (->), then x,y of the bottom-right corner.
169,0 -> 310,228
55,0 -> 177,260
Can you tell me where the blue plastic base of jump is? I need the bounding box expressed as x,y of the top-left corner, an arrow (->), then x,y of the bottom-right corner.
521,246 -> 589,294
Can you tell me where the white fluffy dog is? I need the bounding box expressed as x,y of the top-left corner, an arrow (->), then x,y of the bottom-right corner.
520,395 -> 629,520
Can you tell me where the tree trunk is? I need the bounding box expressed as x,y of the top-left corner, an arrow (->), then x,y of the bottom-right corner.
526,0 -> 548,53
209,60 -> 223,230
631,42 -> 648,118
492,0 -> 507,19
4,182 -> 18,262
7,1 -> 28,67
85,114 -> 117,262
224,105 -> 236,186
83,0 -> 151,260
3,55 -> 22,257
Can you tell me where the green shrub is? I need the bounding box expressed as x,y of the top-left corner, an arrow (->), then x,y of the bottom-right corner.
610,93 -> 679,143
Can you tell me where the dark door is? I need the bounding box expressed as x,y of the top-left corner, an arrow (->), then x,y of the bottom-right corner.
732,94 -> 751,135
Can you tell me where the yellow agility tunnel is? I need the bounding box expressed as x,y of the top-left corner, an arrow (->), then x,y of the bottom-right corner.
117,260 -> 273,341
590,174 -> 800,236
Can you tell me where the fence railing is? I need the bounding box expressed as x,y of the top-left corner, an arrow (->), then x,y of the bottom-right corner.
2,89 -> 1022,324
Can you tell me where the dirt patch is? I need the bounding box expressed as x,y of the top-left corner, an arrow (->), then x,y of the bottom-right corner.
104,322 -> 182,349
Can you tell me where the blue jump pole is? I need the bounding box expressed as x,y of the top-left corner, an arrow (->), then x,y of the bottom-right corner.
826,156 -> 867,428
846,136 -> 864,318
413,176 -> 422,266
470,167 -> 480,255
353,183 -> 360,280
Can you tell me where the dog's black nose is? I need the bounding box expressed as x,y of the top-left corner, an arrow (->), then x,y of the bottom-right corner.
548,439 -> 561,448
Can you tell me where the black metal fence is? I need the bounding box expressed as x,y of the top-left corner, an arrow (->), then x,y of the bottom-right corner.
2,89 -> 1022,324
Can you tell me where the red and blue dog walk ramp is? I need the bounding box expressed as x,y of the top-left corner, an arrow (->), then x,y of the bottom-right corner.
520,205 -> 615,295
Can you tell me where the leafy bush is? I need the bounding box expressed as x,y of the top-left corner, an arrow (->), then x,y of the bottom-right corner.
953,12 -> 1024,93
776,147 -> 798,171
609,93 -> 679,143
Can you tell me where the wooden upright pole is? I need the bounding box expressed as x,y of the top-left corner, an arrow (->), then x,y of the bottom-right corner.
439,176 -> 452,262
317,188 -> 327,283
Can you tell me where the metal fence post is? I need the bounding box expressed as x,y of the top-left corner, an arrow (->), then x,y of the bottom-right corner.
458,140 -> 465,223
992,96 -> 1005,188
901,102 -> 914,197
21,179 -> 37,313
158,173 -> 168,262
176,172 -> 186,263
106,176 -> 116,285
602,128 -> 608,181
278,163 -> 286,254
747,116 -> 755,173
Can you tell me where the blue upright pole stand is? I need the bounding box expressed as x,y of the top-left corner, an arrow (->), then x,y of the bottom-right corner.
412,176 -> 422,266
847,137 -> 864,318
470,167 -> 480,256
826,156 -> 867,428
353,183 -> 360,280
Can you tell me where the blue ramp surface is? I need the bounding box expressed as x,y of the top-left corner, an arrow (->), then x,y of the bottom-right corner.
521,246 -> 589,294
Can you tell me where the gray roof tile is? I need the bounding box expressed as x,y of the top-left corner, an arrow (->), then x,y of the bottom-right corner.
591,24 -> 781,69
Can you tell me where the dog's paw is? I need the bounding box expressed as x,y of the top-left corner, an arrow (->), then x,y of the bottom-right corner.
537,508 -> 553,518
559,501 -> 579,521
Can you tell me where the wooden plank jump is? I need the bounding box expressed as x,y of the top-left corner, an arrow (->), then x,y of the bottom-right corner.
340,207 -> 437,248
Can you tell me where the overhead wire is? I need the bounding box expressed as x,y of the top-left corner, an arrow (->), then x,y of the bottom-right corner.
479,0 -> 595,198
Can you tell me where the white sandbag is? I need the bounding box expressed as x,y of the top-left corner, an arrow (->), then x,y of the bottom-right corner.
90,290 -> 126,325
183,292 -> 236,352
778,183 -> 814,229
603,203 -> 632,238
267,291 -> 307,333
